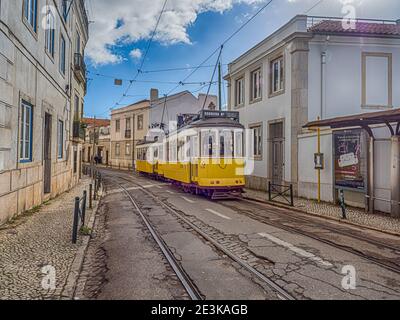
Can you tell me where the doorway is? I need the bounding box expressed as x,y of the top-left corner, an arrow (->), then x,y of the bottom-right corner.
269,122 -> 284,185
44,113 -> 52,194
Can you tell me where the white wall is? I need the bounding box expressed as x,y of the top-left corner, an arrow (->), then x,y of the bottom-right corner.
308,36 -> 400,122
149,92 -> 217,132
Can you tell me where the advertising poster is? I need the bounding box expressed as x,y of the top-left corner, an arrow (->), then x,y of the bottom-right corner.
333,129 -> 367,191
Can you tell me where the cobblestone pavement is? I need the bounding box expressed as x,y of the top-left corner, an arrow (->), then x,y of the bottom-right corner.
244,189 -> 400,235
0,177 -> 97,300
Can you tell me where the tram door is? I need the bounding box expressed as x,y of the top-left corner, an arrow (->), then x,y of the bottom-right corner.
190,135 -> 199,182
270,122 -> 284,185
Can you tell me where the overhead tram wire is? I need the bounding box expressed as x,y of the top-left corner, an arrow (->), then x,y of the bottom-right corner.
112,0 -> 169,109
165,0 -> 274,97
202,46 -> 223,111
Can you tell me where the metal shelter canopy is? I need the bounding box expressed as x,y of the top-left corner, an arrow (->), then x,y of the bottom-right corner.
304,109 -> 400,136
304,108 -> 400,218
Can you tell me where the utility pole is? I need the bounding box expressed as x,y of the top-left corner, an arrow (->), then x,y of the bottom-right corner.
218,61 -> 222,111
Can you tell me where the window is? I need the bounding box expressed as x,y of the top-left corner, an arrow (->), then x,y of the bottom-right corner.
250,68 -> 262,101
270,57 -> 284,95
76,31 -> 81,54
137,115 -> 144,130
23,0 -> 38,32
61,0 -> 68,21
362,52 -> 392,108
115,119 -> 120,132
250,125 -> 263,159
126,118 -> 131,130
125,143 -> 131,156
60,35 -> 66,75
57,120 -> 64,159
115,143 -> 120,156
235,77 -> 244,106
234,131 -> 244,158
74,95 -> 79,120
45,9 -> 55,57
20,101 -> 33,162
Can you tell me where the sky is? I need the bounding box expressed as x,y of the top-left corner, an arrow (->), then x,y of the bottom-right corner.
83,0 -> 400,119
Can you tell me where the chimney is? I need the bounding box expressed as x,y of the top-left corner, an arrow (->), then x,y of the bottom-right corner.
150,88 -> 159,103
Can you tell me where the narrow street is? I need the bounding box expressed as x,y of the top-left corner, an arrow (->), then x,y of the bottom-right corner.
76,168 -> 400,300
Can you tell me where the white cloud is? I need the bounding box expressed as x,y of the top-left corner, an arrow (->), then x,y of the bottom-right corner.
86,0 -> 266,65
129,48 -> 143,60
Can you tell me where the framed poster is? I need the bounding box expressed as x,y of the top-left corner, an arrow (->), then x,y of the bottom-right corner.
333,129 -> 367,191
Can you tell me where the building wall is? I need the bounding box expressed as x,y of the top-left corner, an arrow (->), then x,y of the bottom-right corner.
299,35 -> 400,213
149,92 -> 218,133
110,101 -> 150,169
0,0 -> 88,225
308,36 -> 400,122
226,16 -> 310,191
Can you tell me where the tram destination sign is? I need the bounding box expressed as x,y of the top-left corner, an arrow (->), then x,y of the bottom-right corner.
333,129 -> 367,191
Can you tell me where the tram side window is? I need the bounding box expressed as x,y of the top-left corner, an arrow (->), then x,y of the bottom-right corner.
190,135 -> 199,158
235,131 -> 244,158
169,139 -> 177,162
220,130 -> 234,158
201,131 -> 217,158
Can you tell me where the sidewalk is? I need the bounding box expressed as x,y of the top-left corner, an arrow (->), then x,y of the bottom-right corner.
0,177 -> 100,300
244,188 -> 400,235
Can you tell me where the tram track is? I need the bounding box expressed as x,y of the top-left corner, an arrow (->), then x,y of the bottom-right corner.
219,199 -> 400,275
104,172 -> 296,301
109,170 -> 400,276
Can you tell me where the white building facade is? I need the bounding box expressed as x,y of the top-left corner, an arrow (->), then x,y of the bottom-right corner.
225,15 -> 400,214
149,89 -> 218,135
0,0 -> 88,225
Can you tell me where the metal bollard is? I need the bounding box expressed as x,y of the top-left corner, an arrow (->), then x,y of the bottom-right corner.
89,184 -> 93,209
72,197 -> 80,244
339,189 -> 347,220
290,184 -> 294,207
94,180 -> 98,200
82,190 -> 87,225
268,181 -> 272,201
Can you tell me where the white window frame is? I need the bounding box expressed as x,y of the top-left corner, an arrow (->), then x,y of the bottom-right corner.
60,34 -> 66,75
57,119 -> 64,159
270,56 -> 284,95
250,68 -> 262,102
45,8 -> 56,57
23,0 -> 38,33
235,77 -> 244,107
20,101 -> 33,162
250,124 -> 263,160
125,143 -> 131,156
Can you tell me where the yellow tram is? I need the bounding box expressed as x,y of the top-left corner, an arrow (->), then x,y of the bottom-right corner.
135,110 -> 245,199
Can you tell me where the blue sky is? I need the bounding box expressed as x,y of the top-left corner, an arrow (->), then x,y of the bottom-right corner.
84,0 -> 400,119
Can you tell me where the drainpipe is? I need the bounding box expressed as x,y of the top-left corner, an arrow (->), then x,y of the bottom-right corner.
320,51 -> 326,120
320,36 -> 329,119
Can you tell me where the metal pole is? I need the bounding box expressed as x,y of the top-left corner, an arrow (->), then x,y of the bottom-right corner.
391,135 -> 400,218
72,197 -> 80,244
82,190 -> 87,225
89,184 -> 93,209
290,184 -> 294,207
268,181 -> 272,201
218,62 -> 222,111
317,121 -> 321,203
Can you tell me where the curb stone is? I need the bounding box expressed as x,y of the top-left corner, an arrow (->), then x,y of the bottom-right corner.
61,184 -> 104,300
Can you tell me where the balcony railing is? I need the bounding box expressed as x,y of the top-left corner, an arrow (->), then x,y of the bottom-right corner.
74,53 -> 86,83
73,120 -> 86,141
125,130 -> 132,139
